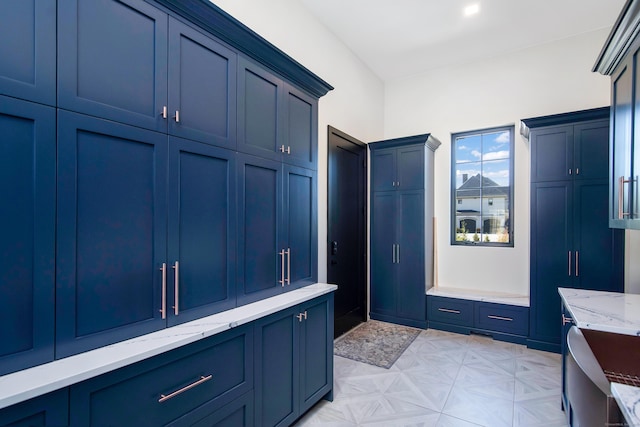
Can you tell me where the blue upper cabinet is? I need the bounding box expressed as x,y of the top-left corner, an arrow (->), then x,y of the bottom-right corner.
284,84 -> 318,169
56,111 -> 169,357
167,138 -> 237,325
0,96 -> 56,375
167,18 -> 237,149
371,144 -> 425,192
238,58 -> 318,170
58,0 -> 169,132
58,0 -> 238,149
0,0 -> 56,106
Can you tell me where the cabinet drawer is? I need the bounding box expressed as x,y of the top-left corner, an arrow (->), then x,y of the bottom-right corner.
70,326 -> 252,427
427,296 -> 473,327
166,391 -> 253,427
475,302 -> 528,336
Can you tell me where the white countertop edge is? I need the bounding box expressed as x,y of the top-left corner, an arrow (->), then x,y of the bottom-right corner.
0,283 -> 337,410
611,382 -> 640,426
426,287 -> 529,307
558,288 -> 640,336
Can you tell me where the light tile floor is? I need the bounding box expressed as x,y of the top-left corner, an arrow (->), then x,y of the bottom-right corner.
294,328 -> 569,427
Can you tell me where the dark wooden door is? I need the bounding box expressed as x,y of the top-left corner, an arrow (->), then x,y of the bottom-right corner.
327,127 -> 366,337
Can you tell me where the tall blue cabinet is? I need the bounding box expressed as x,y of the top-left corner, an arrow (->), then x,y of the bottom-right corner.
369,134 -> 440,329
522,108 -> 624,353
1,0 -> 333,425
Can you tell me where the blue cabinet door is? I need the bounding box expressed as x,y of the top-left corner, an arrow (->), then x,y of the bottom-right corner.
573,180 -> 624,293
254,306 -> 299,427
0,389 -> 68,427
56,111 -> 168,358
529,181 -> 571,351
237,154 -> 283,305
530,125 -> 573,182
0,96 -> 55,375
283,165 -> 317,289
168,18 -> 237,149
58,0 -> 168,132
573,120 -> 609,181
396,145 -> 425,190
0,0 -> 56,105
283,84 -> 317,169
370,192 -> 397,316
237,58 -> 282,162
167,138 -> 237,325
371,148 -> 396,192
396,190 -> 425,321
299,294 -> 333,414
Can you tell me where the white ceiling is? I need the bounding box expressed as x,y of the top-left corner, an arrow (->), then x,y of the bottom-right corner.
299,0 -> 627,81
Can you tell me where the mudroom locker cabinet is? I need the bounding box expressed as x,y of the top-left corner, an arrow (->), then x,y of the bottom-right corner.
369,134 -> 440,328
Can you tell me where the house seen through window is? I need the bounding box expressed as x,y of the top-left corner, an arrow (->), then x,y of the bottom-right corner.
451,125 -> 514,246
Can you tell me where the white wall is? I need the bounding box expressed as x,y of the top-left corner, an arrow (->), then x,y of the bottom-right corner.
210,0 -> 385,282
384,29 -> 616,296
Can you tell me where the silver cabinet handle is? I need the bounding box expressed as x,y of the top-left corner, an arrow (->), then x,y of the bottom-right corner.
279,249 -> 286,286
487,315 -> 513,322
575,251 -> 579,277
173,110 -> 180,123
279,145 -> 291,154
562,313 -> 574,325
396,244 -> 400,264
159,263 -> 167,319
438,308 -> 461,314
392,244 -> 396,263
161,106 -> 167,119
568,251 -> 571,276
158,375 -> 212,403
296,311 -> 307,322
286,248 -> 291,285
172,261 -> 179,315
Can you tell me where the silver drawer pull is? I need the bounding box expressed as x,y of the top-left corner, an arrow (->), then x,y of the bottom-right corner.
487,315 -> 513,322
562,313 -> 574,325
438,308 -> 461,314
158,375 -> 212,403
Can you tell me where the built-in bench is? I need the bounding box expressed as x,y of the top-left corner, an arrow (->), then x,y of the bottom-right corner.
426,287 -> 530,345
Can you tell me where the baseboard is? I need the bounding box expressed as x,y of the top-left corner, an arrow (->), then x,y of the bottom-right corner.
369,312 -> 427,329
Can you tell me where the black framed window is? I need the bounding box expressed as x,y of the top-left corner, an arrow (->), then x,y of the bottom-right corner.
451,125 -> 514,246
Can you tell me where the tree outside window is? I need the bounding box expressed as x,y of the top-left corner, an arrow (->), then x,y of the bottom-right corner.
451,126 -> 514,246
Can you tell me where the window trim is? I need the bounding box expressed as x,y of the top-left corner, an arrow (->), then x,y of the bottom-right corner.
450,125 -> 514,247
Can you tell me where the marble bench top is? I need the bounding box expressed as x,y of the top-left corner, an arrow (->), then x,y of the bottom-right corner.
0,283 -> 337,410
427,286 -> 529,307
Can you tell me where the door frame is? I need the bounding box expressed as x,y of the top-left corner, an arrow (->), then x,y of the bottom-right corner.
327,125 -> 367,336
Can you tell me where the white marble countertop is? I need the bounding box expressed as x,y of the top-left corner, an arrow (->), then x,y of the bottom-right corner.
612,382 -> 640,426
0,283 -> 337,410
558,288 -> 640,336
427,286 -> 529,307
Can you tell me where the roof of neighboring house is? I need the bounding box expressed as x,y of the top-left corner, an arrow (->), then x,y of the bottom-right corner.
456,173 -> 509,198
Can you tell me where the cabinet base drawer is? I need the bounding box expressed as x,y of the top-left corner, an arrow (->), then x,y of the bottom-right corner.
427,296 -> 473,327
475,302 -> 529,336
71,326 -> 253,427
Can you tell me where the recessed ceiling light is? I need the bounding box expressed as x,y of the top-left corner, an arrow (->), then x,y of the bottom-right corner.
464,3 -> 480,17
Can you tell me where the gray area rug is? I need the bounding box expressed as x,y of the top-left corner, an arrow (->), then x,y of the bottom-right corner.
334,320 -> 421,369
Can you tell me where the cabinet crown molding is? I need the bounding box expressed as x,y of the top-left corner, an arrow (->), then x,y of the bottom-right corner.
369,133 -> 442,151
156,0 -> 334,98
593,0 -> 640,75
520,107 -> 610,139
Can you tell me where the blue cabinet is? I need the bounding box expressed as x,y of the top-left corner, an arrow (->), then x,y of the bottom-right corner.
238,58 -> 317,170
369,135 -> 439,328
167,138 -> 237,325
237,155 -> 317,305
427,295 -> 529,344
0,0 -> 56,106
167,18 -> 237,149
0,96 -> 56,375
254,293 -> 333,427
59,0 -> 237,149
523,109 -> 624,352
57,112 -> 238,357
0,389 -> 68,427
56,111 -> 169,357
70,325 -> 252,427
